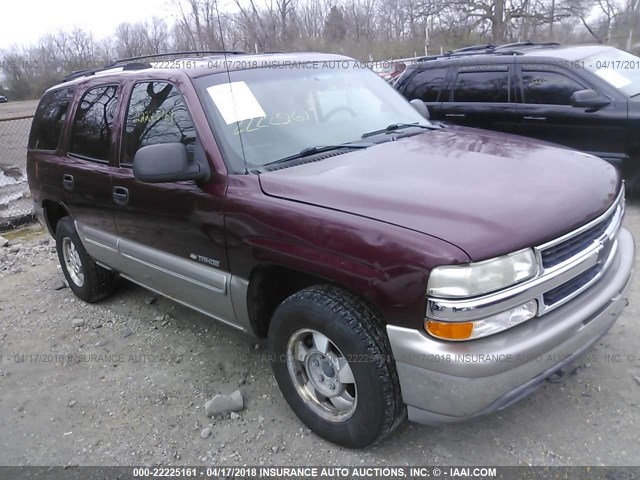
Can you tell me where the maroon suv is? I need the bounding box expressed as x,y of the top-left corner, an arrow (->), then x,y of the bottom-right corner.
27,52 -> 634,448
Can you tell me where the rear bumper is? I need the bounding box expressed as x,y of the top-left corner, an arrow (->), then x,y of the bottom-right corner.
387,227 -> 635,423
33,201 -> 49,234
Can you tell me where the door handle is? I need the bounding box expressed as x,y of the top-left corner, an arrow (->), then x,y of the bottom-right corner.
62,174 -> 74,192
445,113 -> 466,118
523,116 -> 547,122
112,186 -> 129,206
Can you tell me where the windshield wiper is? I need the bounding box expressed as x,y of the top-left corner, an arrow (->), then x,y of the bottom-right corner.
261,143 -> 372,169
361,122 -> 440,139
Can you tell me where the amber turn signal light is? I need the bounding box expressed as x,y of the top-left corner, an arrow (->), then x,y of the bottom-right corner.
425,320 -> 474,340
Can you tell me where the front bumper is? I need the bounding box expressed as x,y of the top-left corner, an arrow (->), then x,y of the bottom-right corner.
387,227 -> 635,424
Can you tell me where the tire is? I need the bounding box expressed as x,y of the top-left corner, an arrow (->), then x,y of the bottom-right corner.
269,285 -> 405,448
55,217 -> 115,303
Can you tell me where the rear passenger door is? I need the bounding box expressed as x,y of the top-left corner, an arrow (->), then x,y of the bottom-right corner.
109,80 -> 237,327
62,85 -> 120,237
440,65 -> 521,135
515,65 -> 628,163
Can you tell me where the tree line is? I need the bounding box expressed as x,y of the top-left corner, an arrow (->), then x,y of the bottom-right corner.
1,0 -> 639,100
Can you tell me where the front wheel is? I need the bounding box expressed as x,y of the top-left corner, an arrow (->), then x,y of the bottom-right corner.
269,285 -> 405,448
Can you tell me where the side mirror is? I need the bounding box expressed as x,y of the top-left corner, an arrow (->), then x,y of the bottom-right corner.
570,89 -> 610,110
133,143 -> 209,183
410,99 -> 430,120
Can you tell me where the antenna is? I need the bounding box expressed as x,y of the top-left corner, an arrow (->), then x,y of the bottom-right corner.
213,0 -> 249,174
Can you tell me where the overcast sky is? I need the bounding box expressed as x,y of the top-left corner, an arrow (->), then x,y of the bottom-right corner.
1,0 -> 176,50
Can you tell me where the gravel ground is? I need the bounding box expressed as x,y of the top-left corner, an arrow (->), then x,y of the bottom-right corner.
0,203 -> 639,467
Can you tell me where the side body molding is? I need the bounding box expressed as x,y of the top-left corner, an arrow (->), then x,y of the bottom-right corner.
76,222 -> 253,335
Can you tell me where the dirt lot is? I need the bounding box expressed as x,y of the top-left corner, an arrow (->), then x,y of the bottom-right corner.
0,203 -> 639,467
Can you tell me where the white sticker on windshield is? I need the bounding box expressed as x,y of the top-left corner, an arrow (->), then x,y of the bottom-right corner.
594,68 -> 632,89
206,81 -> 266,125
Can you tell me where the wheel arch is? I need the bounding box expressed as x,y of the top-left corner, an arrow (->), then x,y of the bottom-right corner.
246,263 -> 384,339
42,200 -> 71,236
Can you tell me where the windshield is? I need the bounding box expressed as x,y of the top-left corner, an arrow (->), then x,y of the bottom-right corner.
583,48 -> 640,98
195,61 -> 430,171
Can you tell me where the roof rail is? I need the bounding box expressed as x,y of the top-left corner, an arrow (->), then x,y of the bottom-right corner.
450,44 -> 496,53
416,49 -> 518,63
415,41 -> 562,63
493,41 -> 561,51
61,50 -> 246,83
62,66 -> 118,82
112,50 -> 246,65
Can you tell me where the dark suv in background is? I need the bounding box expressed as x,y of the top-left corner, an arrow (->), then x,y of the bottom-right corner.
395,42 -> 640,187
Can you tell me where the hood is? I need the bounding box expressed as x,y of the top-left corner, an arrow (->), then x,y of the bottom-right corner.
259,126 -> 620,261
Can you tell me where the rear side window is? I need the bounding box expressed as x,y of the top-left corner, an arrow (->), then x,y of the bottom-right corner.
122,81 -> 196,165
452,70 -> 510,103
402,67 -> 449,102
522,70 -> 585,105
70,86 -> 119,161
28,87 -> 74,151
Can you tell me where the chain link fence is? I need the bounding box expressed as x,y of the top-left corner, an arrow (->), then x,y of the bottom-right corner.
0,114 -> 35,229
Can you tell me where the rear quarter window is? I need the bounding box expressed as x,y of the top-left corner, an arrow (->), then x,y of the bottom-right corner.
400,67 -> 449,102
28,87 -> 75,151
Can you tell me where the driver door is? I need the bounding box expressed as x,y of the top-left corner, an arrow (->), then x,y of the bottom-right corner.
110,80 -> 236,326
515,65 -> 628,164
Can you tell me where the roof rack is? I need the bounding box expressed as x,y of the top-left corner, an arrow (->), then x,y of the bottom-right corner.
416,41 -> 562,63
450,44 -> 496,53
113,50 -> 245,65
62,50 -> 246,83
493,41 -> 561,50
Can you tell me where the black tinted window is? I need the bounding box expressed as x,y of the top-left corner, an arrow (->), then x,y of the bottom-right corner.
70,86 -> 119,161
522,70 -> 584,105
452,70 -> 510,103
403,67 -> 448,102
28,88 -> 74,150
123,82 -> 196,165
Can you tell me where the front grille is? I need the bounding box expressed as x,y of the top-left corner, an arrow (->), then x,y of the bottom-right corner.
541,214 -> 613,268
536,188 -> 623,313
543,265 -> 600,305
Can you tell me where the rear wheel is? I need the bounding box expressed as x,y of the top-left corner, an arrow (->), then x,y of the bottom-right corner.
55,217 -> 115,303
269,285 -> 405,448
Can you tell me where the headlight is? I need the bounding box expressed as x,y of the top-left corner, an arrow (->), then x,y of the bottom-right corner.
427,249 -> 538,299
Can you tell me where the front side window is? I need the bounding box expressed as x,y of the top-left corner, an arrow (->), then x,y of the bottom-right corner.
403,67 -> 449,103
583,48 -> 640,98
452,70 -> 510,103
521,70 -> 585,105
28,87 -> 75,150
70,86 -> 119,161
196,62 -> 429,171
122,81 -> 196,165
